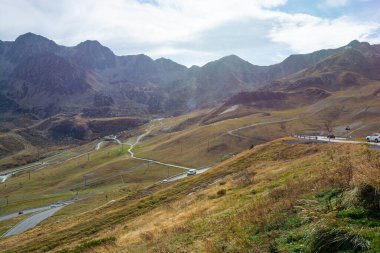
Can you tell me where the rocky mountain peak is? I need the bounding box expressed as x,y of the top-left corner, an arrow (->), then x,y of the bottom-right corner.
15,32 -> 52,43
155,57 -> 187,71
76,40 -> 111,52
347,40 -> 361,48
71,40 -> 116,69
6,33 -> 58,62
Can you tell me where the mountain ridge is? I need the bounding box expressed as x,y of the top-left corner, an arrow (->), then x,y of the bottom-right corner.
0,32 -> 377,120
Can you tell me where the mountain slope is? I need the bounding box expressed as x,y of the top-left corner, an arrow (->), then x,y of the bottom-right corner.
266,41 -> 380,92
1,139 -> 379,252
0,33 -> 367,120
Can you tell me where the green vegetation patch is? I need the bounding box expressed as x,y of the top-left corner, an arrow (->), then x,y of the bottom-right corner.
58,236 -> 116,253
306,227 -> 370,253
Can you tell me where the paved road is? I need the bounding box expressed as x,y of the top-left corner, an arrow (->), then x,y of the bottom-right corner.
0,206 -> 52,222
95,141 -> 106,151
2,199 -> 79,238
165,167 -> 211,182
0,118 -> 190,184
294,135 -> 380,147
1,138 -> 105,183
3,206 -> 64,237
0,162 -> 45,180
123,122 -> 193,171
0,119 -> 200,238
0,174 -> 12,183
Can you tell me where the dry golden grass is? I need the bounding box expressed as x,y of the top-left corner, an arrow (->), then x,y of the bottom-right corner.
2,79 -> 380,252
2,138 -> 379,253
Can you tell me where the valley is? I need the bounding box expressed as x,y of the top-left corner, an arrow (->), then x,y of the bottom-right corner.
0,32 -> 380,252
1,92 -> 380,251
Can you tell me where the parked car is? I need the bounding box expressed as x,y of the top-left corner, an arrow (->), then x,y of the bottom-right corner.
18,211 -> 23,215
327,134 -> 335,139
187,169 -> 197,176
366,133 -> 380,143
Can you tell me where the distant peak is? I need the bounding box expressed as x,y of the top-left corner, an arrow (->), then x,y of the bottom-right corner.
190,65 -> 200,68
77,40 -> 103,48
155,57 -> 169,61
75,40 -> 115,56
15,32 -> 54,44
17,32 -> 40,39
136,53 -> 149,58
155,57 -> 176,64
347,40 -> 361,47
221,54 -> 243,61
215,54 -> 252,66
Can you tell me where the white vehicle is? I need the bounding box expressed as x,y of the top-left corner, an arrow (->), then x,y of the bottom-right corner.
366,133 -> 380,143
187,169 -> 197,176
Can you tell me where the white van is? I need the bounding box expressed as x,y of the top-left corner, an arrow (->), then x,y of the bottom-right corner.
187,169 -> 197,176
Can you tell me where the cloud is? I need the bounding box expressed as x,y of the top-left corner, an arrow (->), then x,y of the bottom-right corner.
323,0 -> 348,7
0,0 -> 287,45
0,0 -> 379,66
268,16 -> 380,53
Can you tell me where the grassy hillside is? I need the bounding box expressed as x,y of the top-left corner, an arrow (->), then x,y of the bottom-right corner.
1,139 -> 379,252
0,114 -> 148,170
1,75 -> 380,252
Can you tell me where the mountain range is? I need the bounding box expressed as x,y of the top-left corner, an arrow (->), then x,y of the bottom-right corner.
2,33 -> 378,121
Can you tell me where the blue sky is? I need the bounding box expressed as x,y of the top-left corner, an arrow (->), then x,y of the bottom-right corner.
0,0 -> 379,66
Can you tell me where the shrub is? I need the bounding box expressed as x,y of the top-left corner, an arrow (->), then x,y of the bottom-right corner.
357,184 -> 380,212
316,187 -> 343,210
209,189 -> 227,199
307,227 -> 369,253
337,207 -> 370,219
217,189 -> 227,197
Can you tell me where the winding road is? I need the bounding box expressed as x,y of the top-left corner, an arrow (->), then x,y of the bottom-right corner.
0,119 -> 205,237
0,206 -> 51,222
2,199 -> 79,238
112,121 -> 193,171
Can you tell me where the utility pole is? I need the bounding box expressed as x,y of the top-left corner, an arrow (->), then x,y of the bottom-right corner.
120,174 -> 124,184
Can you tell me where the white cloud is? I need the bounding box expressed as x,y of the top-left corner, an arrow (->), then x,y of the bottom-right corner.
0,0 -> 379,66
0,0 -> 288,45
269,16 -> 380,53
323,0 -> 349,7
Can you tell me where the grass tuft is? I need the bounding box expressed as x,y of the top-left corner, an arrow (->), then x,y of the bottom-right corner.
307,227 -> 370,253
58,236 -> 116,253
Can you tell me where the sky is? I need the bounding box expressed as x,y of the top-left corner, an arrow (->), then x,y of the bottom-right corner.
0,0 -> 379,67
